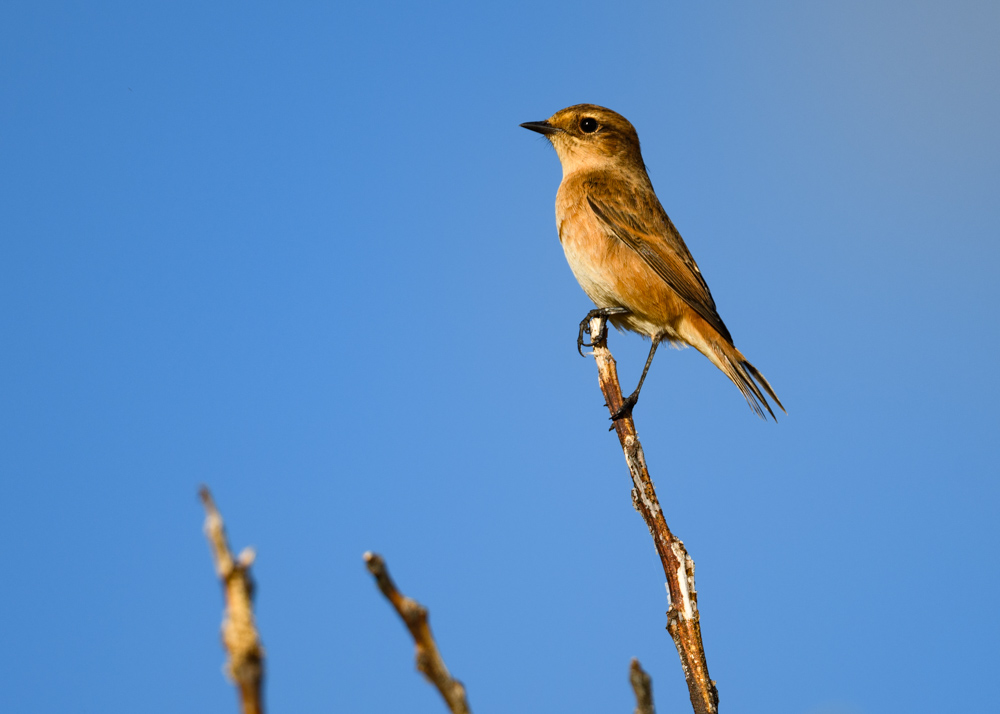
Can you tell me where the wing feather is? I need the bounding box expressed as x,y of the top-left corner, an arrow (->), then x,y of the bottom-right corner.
584,179 -> 733,343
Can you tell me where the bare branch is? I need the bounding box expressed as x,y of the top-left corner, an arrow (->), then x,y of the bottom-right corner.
200,486 -> 265,714
364,552 -> 471,714
589,317 -> 719,714
630,658 -> 655,714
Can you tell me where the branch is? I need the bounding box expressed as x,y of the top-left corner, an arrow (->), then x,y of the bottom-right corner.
630,658 -> 656,714
589,317 -> 719,714
200,486 -> 265,714
364,552 -> 472,714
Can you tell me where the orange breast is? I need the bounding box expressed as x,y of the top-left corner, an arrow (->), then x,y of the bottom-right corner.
555,179 -> 690,341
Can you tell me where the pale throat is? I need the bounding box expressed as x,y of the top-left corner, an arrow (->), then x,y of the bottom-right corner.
552,141 -> 621,179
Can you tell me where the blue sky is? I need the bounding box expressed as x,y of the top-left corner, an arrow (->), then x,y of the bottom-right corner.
2,2 -> 998,712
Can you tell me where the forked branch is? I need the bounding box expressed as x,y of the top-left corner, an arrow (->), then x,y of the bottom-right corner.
364,552 -> 472,714
200,486 -> 265,714
589,317 -> 719,714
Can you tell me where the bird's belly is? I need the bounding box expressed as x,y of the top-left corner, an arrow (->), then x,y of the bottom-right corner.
560,235 -> 616,305
559,221 -> 686,341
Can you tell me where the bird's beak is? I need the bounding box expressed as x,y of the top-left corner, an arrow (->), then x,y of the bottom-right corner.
520,120 -> 561,136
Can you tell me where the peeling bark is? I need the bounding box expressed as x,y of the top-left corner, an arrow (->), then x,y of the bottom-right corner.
589,317 -> 719,714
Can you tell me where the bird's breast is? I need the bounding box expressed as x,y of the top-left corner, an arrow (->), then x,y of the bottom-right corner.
554,177 -> 688,341
556,192 -> 617,304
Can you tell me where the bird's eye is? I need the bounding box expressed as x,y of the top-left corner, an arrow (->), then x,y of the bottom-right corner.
579,117 -> 599,133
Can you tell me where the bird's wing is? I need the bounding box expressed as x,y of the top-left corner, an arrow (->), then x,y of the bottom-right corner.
585,179 -> 733,343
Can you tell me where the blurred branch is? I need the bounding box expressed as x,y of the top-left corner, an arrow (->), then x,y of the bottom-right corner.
630,658 -> 655,714
364,552 -> 471,714
589,317 -> 719,714
200,486 -> 265,714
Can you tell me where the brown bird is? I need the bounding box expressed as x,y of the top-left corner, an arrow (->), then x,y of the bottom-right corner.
521,104 -> 784,421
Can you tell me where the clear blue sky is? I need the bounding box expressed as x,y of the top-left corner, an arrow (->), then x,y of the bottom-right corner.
2,2 -> 998,713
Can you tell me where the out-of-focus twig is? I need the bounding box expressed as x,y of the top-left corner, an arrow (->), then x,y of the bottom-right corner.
589,317 -> 719,714
200,486 -> 265,714
364,552 -> 471,714
630,658 -> 656,714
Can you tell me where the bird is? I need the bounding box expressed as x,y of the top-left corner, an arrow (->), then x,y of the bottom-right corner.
521,104 -> 784,421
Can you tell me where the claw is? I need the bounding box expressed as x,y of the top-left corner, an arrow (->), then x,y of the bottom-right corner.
577,307 -> 630,356
609,393 -> 639,423
576,321 -> 593,357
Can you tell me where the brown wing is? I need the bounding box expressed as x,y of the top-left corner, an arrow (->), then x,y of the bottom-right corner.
585,178 -> 733,344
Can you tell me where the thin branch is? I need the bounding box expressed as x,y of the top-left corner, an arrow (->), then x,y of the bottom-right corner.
199,486 -> 265,714
630,658 -> 656,714
364,552 -> 472,714
589,317 -> 719,714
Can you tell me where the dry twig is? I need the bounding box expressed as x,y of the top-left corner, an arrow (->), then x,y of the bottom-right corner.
364,552 -> 471,714
589,317 -> 719,714
199,486 -> 265,714
630,658 -> 656,714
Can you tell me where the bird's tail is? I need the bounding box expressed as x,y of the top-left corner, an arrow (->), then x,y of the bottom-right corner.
692,332 -> 785,420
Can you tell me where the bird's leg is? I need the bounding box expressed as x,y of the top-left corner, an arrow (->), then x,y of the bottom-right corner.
610,336 -> 662,425
577,307 -> 630,356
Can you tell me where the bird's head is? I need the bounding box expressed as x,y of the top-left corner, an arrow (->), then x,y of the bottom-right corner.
521,104 -> 644,176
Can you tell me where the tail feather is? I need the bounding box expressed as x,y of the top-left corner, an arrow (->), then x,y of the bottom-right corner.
708,341 -> 785,421
675,317 -> 785,420
742,360 -> 785,414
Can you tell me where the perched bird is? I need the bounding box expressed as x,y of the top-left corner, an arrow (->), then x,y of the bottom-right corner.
521,104 -> 783,421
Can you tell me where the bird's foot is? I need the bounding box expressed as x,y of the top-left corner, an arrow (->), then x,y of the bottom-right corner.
608,393 -> 639,429
577,307 -> 630,356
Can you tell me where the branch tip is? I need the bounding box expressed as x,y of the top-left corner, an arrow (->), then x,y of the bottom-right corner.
365,552 -> 471,714
199,486 -> 265,714
630,658 -> 655,714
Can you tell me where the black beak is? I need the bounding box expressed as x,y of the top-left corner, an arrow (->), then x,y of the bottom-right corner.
520,120 -> 561,136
